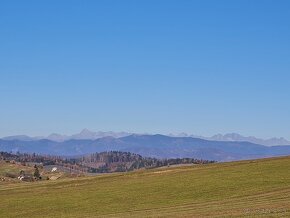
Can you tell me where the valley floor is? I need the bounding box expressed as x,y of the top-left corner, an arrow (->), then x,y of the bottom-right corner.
1,156 -> 290,217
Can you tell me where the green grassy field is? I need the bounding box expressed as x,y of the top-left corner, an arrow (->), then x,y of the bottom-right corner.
1,156 -> 290,217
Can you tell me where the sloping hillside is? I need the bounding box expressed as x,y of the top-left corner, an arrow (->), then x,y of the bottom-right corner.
1,156 -> 290,217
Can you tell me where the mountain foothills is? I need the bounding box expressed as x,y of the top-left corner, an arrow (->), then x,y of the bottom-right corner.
1,133 -> 290,162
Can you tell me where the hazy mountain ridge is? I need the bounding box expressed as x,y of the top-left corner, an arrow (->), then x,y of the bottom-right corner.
206,133 -> 290,146
2,130 -> 289,146
2,129 -> 132,142
169,132 -> 290,146
1,134 -> 290,162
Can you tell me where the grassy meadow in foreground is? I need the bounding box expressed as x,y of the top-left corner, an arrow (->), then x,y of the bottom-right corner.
1,156 -> 290,217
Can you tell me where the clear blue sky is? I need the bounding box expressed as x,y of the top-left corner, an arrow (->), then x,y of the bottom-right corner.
0,0 -> 289,139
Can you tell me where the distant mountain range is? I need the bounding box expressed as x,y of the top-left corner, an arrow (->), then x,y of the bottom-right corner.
169,132 -> 290,146
1,133 -> 290,162
2,129 -> 131,142
206,133 -> 290,146
2,129 -> 290,146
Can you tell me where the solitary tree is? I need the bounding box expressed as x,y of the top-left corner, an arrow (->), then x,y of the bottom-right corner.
19,170 -> 25,177
34,165 -> 40,179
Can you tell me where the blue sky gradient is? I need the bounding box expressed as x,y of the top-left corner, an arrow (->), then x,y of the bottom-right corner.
0,1 -> 290,138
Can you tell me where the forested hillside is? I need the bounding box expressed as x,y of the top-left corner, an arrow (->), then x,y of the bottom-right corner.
0,151 -> 215,174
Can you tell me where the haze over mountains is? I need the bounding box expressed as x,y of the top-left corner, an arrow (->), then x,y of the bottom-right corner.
2,129 -> 290,146
2,129 -> 131,142
206,133 -> 290,146
170,133 -> 290,146
1,130 -> 290,162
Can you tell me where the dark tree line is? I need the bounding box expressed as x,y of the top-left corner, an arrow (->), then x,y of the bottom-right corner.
80,151 -> 216,173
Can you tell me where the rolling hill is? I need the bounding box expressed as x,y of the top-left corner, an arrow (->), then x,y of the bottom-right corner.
1,155 -> 290,217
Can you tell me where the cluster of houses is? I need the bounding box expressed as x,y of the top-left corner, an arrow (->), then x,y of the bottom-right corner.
0,173 -> 34,182
17,170 -> 36,182
17,174 -> 34,182
0,164 -> 60,182
17,167 -> 58,182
